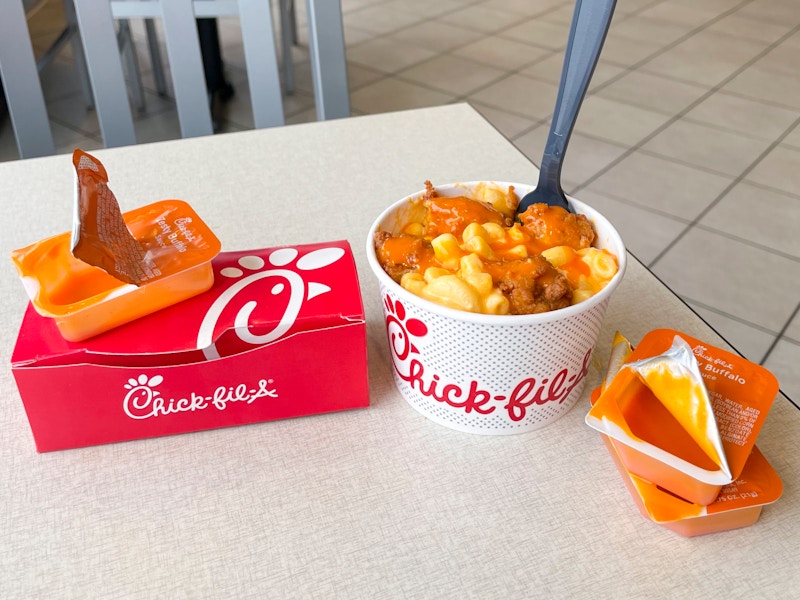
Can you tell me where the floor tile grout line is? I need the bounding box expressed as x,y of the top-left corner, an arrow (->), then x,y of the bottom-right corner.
630,147 -> 755,182
616,250 -> 780,366
574,181 -> 800,265
567,20 -> 800,260
727,169 -> 800,202
343,8 -> 569,97
577,0 -> 758,99
570,186 -> 697,223
576,6 -> 776,154
183,1 -> 543,80
392,49 -> 564,109
677,113 -> 799,146
683,297 -> 785,339
646,111 -> 800,269
631,65 -> 800,112
461,0 -> 672,142
46,116 -> 103,142
383,0 -> 574,65
592,63 -> 800,115
711,85 -> 800,113
506,0 -> 758,149
346,8 -> 588,124
347,0 -> 661,127
689,221 -> 800,265
762,302 -> 800,365
341,0 -> 488,47
513,117 -> 791,188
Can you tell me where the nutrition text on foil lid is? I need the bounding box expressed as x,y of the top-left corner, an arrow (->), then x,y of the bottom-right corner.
711,394 -> 760,447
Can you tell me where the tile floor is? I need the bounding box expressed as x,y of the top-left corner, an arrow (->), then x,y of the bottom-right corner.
3,0 -> 799,404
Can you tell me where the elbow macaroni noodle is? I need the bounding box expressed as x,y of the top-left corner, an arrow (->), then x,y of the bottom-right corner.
399,219 -> 617,315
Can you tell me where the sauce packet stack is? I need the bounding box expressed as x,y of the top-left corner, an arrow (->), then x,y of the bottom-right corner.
586,329 -> 782,536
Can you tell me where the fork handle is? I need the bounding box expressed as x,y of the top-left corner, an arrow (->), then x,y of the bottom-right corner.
538,0 -> 617,194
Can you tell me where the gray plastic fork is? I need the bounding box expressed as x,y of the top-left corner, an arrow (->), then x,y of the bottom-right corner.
516,0 -> 617,216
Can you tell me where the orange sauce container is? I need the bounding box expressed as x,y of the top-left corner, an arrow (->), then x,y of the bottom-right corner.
586,329 -> 779,506
12,199 -> 221,342
600,432 -> 782,537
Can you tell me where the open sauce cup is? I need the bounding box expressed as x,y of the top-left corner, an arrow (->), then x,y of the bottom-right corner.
12,150 -> 221,342
12,199 -> 220,342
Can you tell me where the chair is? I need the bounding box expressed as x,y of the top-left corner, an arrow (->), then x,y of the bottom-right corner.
2,0 -> 351,157
73,0 -> 278,145
73,0 -> 350,149
32,0 -> 94,108
0,0 -> 57,158
0,0 -> 150,158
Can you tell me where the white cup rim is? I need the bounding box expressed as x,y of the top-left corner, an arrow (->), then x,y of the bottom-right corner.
365,181 -> 627,326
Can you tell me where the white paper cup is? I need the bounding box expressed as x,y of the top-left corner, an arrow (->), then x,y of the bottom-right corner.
366,182 -> 627,434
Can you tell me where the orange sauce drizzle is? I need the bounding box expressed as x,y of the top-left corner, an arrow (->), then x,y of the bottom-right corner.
424,196 -> 507,238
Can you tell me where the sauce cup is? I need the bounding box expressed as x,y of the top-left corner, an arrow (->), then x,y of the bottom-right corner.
12,199 -> 221,342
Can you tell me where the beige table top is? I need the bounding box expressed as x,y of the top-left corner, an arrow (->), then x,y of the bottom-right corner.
1,104 -> 798,599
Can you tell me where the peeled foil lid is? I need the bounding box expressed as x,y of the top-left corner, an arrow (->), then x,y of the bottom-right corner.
71,149 -> 155,286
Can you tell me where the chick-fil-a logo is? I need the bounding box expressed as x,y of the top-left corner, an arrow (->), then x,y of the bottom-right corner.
197,247 -> 345,359
385,296 -> 591,421
122,373 -> 278,420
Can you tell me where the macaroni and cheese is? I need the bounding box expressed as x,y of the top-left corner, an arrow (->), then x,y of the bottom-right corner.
374,181 -> 618,315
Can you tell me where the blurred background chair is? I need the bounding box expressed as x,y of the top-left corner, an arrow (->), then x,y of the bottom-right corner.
2,0 -> 349,157
75,0 -> 350,148
0,0 -> 61,158
74,0 -> 287,146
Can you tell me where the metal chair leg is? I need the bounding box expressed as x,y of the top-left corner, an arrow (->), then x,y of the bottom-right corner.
145,19 -> 168,97
117,19 -> 146,113
278,0 -> 295,94
61,0 -> 93,109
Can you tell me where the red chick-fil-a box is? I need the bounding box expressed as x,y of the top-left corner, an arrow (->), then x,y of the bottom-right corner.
11,241 -> 369,452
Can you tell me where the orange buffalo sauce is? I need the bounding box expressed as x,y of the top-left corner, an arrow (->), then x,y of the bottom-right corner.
12,200 -> 221,341
637,362 -> 726,469
375,183 -> 619,315
489,222 -> 551,258
601,429 -> 782,536
424,195 -> 507,238
376,234 -> 438,274
587,335 -> 734,505
558,249 -> 593,288
603,367 -> 719,472
518,202 -> 595,250
17,235 -> 127,307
